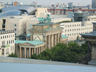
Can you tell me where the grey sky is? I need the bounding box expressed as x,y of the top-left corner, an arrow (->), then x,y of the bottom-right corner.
0,0 -> 91,6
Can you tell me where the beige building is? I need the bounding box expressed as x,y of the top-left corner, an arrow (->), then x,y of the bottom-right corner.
84,15 -> 96,22
15,21 -> 68,58
0,30 -> 15,56
36,8 -> 50,18
31,22 -> 67,49
0,8 -> 51,39
14,13 -> 68,58
51,15 -> 72,23
15,40 -> 45,58
60,21 -> 93,41
0,15 -> 39,37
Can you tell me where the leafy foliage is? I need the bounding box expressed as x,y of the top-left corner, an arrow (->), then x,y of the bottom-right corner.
8,53 -> 17,57
31,42 -> 90,64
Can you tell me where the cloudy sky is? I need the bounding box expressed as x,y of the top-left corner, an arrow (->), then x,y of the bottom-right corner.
0,0 -> 92,6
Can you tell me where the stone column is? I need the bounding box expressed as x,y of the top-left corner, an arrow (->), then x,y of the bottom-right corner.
37,48 -> 39,54
58,33 -> 60,42
55,34 -> 57,45
51,35 -> 53,47
25,48 -> 26,58
49,35 -> 51,49
40,47 -> 42,52
59,33 -> 61,42
29,48 -> 31,57
47,35 -> 49,48
36,48 -> 38,55
34,48 -> 36,54
50,35 -> 51,48
39,48 -> 40,54
53,34 -> 55,46
16,47 -> 19,57
26,48 -> 29,58
31,48 -> 32,57
56,34 -> 59,44
36,48 -> 37,55
26,48 -> 28,58
56,34 -> 58,44
37,48 -> 39,55
48,35 -> 50,49
39,47 -> 41,54
20,47 -> 22,58
57,33 -> 59,43
45,36 -> 47,48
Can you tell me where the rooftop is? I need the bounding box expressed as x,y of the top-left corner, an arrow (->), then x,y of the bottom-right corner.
34,22 -> 55,26
81,31 -> 96,37
0,30 -> 14,34
1,5 -> 35,13
61,34 -> 68,39
0,5 -> 36,18
44,26 -> 62,32
15,40 -> 44,45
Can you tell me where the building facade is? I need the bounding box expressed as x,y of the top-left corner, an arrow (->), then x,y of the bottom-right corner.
51,15 -> 72,23
84,15 -> 96,31
0,16 -> 39,38
15,22 -> 68,58
15,17 -> 68,58
31,22 -> 66,49
36,8 -> 50,18
0,30 -> 15,56
60,21 -> 93,41
48,9 -> 96,15
92,0 -> 96,9
0,8 -> 51,40
15,40 -> 45,58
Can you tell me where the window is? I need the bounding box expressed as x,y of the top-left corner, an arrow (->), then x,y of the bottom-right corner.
14,24 -> 16,26
7,41 -> 8,44
2,29 -> 5,31
2,41 -> 5,47
11,40 -> 13,43
9,40 -> 10,44
7,35 -> 8,38
13,40 -> 14,43
2,19 -> 6,31
3,19 -> 6,24
3,36 -> 4,39
2,49 -> 4,55
5,36 -> 6,38
9,35 -> 10,38
15,28 -> 16,31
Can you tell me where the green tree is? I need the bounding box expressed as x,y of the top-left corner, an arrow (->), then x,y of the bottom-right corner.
31,42 -> 89,64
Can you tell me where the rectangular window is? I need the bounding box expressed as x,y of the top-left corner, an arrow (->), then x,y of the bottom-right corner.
2,49 -> 4,55
3,19 -> 6,24
2,41 -> 5,47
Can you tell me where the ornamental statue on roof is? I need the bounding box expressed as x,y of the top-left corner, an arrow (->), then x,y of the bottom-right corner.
38,14 -> 51,24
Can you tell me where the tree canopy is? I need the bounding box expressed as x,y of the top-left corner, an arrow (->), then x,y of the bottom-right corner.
31,42 -> 90,64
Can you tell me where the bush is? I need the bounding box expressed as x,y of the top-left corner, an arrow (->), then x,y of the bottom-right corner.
8,53 -> 17,57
